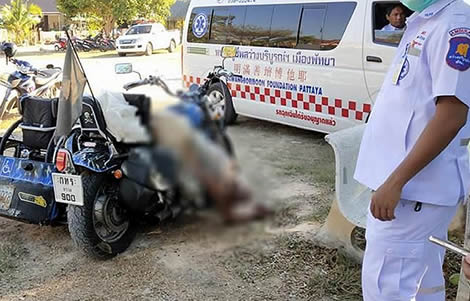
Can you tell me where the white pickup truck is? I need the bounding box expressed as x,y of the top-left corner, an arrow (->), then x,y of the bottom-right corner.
116,23 -> 181,56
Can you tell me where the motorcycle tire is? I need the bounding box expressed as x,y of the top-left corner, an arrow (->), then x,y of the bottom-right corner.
207,82 -> 237,125
0,119 -> 22,156
67,171 -> 135,259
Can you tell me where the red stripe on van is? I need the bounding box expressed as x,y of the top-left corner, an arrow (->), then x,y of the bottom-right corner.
335,99 -> 342,108
183,75 -> 372,123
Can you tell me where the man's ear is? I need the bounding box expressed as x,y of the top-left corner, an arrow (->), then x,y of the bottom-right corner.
385,14 -> 391,23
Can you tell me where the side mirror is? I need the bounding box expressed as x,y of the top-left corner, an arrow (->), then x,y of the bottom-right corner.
115,63 -> 133,74
46,64 -> 54,69
221,46 -> 236,58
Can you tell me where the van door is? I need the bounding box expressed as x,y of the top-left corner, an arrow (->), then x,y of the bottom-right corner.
363,0 -> 408,103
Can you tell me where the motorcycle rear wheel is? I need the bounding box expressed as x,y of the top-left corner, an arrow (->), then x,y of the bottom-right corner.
67,171 -> 135,259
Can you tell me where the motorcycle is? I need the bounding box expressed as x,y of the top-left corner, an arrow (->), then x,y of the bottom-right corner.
0,44 -> 240,259
54,38 -> 67,52
51,59 -> 239,258
0,44 -> 62,119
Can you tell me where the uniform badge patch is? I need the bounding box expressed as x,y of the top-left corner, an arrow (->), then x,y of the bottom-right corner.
399,57 -> 410,80
447,37 -> 470,71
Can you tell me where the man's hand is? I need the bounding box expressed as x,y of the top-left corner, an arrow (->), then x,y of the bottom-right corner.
371,179 -> 403,221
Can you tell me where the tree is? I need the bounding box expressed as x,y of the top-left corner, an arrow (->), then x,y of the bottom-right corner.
57,0 -> 176,35
1,0 -> 42,45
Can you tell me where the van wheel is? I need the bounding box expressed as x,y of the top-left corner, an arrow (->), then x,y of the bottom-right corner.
145,43 -> 153,56
67,171 -> 135,259
207,82 -> 237,125
168,40 -> 176,53
118,52 -> 126,57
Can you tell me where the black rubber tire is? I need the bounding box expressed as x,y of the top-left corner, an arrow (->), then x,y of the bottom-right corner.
207,82 -> 237,125
67,171 -> 135,259
118,52 -> 126,57
145,43 -> 153,56
0,119 -> 21,155
54,45 -> 60,52
168,40 -> 176,53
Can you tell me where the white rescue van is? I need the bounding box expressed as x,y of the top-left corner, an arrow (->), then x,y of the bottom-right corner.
182,0 -> 412,133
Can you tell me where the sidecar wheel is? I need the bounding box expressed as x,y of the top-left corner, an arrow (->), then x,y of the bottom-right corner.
67,171 -> 135,259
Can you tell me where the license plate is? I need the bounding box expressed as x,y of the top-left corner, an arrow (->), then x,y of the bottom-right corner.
52,173 -> 84,206
0,185 -> 15,210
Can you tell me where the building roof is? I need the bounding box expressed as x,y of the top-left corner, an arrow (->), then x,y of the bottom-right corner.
0,0 -> 60,13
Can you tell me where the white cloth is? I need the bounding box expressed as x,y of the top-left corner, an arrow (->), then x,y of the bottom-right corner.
93,90 -> 150,143
362,200 -> 457,301
381,23 -> 406,31
355,0 -> 470,206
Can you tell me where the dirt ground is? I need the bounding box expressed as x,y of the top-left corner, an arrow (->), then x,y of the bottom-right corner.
0,115 -> 464,300
1,46 -> 467,300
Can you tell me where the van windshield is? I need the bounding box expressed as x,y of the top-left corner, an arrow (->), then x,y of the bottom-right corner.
126,25 -> 152,35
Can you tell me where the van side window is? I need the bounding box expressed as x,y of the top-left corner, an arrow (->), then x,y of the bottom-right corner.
298,6 -> 327,50
372,2 -> 412,47
210,8 -> 230,43
242,5 -> 274,47
269,5 -> 302,48
321,2 -> 357,50
227,6 -> 247,45
187,7 -> 213,43
188,2 -> 357,50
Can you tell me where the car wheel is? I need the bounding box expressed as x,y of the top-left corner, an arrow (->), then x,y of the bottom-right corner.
168,40 -> 176,53
145,43 -> 153,56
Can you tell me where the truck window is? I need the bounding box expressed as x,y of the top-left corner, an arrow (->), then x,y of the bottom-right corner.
269,4 -> 302,48
372,2 -> 412,47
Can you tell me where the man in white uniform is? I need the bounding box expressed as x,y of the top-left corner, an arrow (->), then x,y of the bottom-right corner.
354,0 -> 470,300
382,4 -> 407,31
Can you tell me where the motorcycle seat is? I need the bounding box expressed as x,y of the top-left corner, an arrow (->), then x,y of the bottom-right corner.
34,69 -> 61,86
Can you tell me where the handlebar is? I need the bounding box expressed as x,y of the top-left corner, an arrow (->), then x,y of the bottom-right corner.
123,78 -> 150,91
123,75 -> 176,97
213,67 -> 242,79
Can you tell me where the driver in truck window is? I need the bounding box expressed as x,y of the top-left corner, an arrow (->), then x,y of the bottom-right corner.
382,3 -> 407,31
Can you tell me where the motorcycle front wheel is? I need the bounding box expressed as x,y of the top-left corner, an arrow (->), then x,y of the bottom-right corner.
67,171 -> 135,259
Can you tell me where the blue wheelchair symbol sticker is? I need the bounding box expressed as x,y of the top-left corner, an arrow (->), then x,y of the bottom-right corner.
1,158 -> 14,176
192,13 -> 208,38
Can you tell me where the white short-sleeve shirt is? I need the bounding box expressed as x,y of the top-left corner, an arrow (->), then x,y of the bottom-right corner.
382,23 -> 406,31
354,0 -> 470,206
